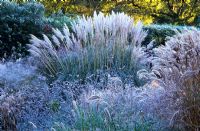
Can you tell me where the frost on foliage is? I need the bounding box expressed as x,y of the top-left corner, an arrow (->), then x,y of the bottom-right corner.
0,60 -> 37,130
0,61 -> 36,86
151,30 -> 200,81
0,61 -> 74,130
75,84 -> 169,130
139,29 -> 200,83
70,11 -> 147,47
138,29 -> 200,129
29,11 -> 147,53
28,11 -> 148,84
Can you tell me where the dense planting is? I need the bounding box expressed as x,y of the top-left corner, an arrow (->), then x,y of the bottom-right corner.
0,2 -> 200,130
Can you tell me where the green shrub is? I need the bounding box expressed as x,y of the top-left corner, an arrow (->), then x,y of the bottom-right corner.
143,24 -> 197,48
0,1 -> 49,59
46,11 -> 75,30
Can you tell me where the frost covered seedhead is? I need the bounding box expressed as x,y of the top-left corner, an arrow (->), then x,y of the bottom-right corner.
139,29 -> 200,130
71,11 -> 147,47
74,84 -> 169,130
152,29 -> 200,81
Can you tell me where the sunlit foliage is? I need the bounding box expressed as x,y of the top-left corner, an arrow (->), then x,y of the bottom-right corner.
11,0 -> 200,25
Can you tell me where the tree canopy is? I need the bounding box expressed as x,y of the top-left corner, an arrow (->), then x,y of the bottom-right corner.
10,0 -> 200,25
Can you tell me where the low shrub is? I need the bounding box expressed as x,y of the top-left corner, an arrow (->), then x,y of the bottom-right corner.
29,12 -> 148,85
0,60 -> 74,130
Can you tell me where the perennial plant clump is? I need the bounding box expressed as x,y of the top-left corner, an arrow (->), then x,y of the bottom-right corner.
28,11 -> 148,85
139,29 -> 200,130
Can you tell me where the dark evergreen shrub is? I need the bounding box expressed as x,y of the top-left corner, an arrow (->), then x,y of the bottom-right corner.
0,1 -> 49,59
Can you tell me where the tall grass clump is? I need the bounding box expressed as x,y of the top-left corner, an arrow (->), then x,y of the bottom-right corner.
28,12 -> 148,85
139,29 -> 200,130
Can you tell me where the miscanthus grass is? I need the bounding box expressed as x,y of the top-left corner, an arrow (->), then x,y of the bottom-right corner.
28,11 -> 148,85
139,29 -> 200,130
